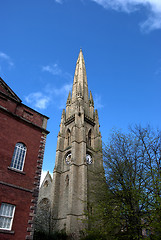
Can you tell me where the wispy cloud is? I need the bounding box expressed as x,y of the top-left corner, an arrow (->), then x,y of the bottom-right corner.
94,93 -> 104,109
0,52 -> 14,67
25,61 -> 73,110
25,82 -> 72,110
55,0 -> 63,3
42,63 -> 62,76
25,92 -> 51,110
91,0 -> 161,32
53,83 -> 72,96
42,63 -> 73,81
45,82 -> 73,108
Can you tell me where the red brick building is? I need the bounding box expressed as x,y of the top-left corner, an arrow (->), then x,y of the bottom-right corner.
0,77 -> 49,240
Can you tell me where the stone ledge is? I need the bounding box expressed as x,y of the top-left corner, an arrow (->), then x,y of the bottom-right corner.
8,166 -> 26,175
26,235 -> 33,240
0,229 -> 15,234
37,159 -> 42,163
28,220 -> 34,224
36,165 -> 42,169
27,227 -> 33,232
0,181 -> 33,193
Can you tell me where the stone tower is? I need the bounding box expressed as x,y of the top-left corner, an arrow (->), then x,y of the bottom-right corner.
35,49 -> 103,237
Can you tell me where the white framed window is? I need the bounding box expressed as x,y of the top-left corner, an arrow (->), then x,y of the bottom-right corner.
0,203 -> 15,230
11,142 -> 27,171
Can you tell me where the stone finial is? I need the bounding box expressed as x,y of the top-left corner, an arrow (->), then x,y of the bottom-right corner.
61,109 -> 66,123
89,91 -> 94,107
95,109 -> 98,119
66,91 -> 71,105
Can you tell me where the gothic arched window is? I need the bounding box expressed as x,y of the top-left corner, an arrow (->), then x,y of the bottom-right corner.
88,129 -> 92,146
43,180 -> 49,188
66,129 -> 71,146
65,174 -> 69,187
11,142 -> 27,171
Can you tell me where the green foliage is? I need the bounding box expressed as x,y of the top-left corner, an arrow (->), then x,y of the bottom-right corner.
80,230 -> 107,240
33,230 -> 68,240
84,125 -> 161,240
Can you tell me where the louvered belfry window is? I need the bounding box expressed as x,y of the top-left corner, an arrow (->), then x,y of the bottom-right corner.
0,203 -> 15,230
11,142 -> 27,171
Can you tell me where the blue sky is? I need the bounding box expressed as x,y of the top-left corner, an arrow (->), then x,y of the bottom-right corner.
0,0 -> 161,182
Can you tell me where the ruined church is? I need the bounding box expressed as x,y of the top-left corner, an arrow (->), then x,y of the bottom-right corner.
35,49 -> 103,237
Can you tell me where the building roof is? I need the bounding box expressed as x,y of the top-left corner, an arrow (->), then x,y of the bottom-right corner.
0,77 -> 22,103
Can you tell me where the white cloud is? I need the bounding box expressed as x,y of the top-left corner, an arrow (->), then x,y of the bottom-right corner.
25,82 -> 72,110
25,92 -> 50,110
140,12 -> 161,32
55,0 -> 63,3
40,170 -> 53,187
45,82 -> 72,95
94,93 -> 104,109
45,82 -> 72,108
42,63 -> 73,81
91,0 -> 161,32
53,83 -> 72,96
0,52 -> 14,67
42,63 -> 62,76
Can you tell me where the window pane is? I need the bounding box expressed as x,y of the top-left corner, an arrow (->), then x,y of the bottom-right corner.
0,216 -> 4,228
0,203 -> 15,230
11,142 -> 26,171
3,217 -> 7,229
6,218 -> 11,229
8,205 -> 14,217
0,206 -> 3,215
5,205 -> 9,216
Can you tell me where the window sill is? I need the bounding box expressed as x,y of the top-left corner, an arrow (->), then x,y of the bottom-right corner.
8,167 -> 26,175
0,229 -> 15,234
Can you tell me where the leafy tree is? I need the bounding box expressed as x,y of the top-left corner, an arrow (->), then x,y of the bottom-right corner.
84,126 -> 161,240
33,230 -> 69,240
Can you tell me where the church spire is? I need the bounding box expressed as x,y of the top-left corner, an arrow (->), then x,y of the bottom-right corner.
72,49 -> 89,104
36,50 -> 103,237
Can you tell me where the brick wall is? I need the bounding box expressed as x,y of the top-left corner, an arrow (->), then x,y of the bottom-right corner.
0,81 -> 49,240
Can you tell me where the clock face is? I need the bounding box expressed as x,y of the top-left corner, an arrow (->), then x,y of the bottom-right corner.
86,154 -> 92,164
65,153 -> 71,165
